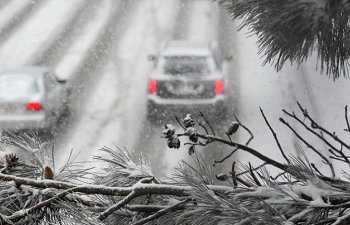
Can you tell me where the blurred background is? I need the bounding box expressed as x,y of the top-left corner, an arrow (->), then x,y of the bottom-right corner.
0,0 -> 348,178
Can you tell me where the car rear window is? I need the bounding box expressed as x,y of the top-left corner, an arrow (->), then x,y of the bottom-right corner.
162,56 -> 209,75
0,74 -> 40,97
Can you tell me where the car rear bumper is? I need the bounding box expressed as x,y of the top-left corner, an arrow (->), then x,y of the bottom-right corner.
147,95 -> 226,119
148,94 -> 225,106
0,113 -> 51,131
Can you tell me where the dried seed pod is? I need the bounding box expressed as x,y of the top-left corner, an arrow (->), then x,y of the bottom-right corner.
167,135 -> 180,149
172,136 -> 181,149
227,121 -> 239,135
5,153 -> 19,168
185,127 -> 198,143
183,114 -> 195,128
162,124 -> 175,138
189,134 -> 198,143
44,166 -> 54,179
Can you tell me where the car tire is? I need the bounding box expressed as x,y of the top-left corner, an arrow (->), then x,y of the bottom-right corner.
147,102 -> 158,123
216,106 -> 227,122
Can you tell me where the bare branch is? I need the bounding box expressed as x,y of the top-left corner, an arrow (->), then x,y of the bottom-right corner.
260,108 -> 290,164
249,162 -> 262,186
345,105 -> 350,133
279,118 -> 335,178
297,102 -> 350,151
196,133 -> 289,172
198,111 -> 216,136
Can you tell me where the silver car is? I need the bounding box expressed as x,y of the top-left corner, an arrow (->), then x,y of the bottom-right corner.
0,67 -> 71,133
147,40 -> 230,122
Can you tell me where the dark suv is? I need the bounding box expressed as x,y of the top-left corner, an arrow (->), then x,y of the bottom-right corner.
147,40 -> 229,122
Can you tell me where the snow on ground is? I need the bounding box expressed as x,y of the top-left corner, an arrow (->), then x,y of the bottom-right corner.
0,0 -> 32,31
187,0 -> 219,41
159,1 -> 221,176
55,0 -> 113,80
0,0 -> 83,67
56,0 -> 181,168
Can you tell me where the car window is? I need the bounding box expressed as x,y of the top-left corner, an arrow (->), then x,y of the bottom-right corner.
45,73 -> 58,90
0,74 -> 40,97
161,56 -> 210,75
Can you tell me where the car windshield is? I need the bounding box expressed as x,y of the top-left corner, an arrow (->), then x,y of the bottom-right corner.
0,74 -> 40,98
162,56 -> 209,75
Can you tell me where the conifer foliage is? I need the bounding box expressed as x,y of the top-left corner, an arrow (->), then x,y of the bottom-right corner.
217,0 -> 350,79
1,104 -> 350,224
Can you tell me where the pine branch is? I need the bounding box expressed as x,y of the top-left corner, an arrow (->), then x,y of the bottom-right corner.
216,0 -> 350,79
131,198 -> 191,225
99,191 -> 137,221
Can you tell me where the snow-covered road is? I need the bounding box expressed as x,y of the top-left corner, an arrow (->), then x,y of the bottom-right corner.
0,0 -> 349,178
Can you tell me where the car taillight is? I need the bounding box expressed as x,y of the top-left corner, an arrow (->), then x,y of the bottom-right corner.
148,79 -> 157,94
215,80 -> 224,94
27,101 -> 43,111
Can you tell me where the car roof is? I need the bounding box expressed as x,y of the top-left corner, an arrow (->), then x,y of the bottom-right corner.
161,40 -> 213,57
0,66 -> 51,77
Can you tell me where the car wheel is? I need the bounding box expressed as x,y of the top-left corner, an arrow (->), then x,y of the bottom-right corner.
216,106 -> 227,122
147,102 -> 159,123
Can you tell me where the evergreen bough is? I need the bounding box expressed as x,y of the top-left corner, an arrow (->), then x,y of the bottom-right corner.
0,104 -> 350,224
217,0 -> 350,79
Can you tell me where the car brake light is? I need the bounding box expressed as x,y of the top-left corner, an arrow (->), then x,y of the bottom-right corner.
148,79 -> 157,94
215,80 -> 224,94
27,101 -> 43,111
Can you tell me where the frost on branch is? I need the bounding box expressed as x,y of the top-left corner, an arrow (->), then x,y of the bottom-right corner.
2,104 -> 350,224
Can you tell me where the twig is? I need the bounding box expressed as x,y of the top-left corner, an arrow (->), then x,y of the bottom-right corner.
345,105 -> 350,132
283,109 -> 350,167
196,133 -> 289,172
127,204 -> 166,213
260,108 -> 290,164
131,198 -> 191,225
311,163 -> 326,177
6,187 -> 80,222
234,114 -> 254,145
198,111 -> 216,136
270,171 -> 286,181
198,122 -> 210,135
231,162 -> 238,187
175,116 -> 185,130
279,118 -> 335,178
236,162 -> 268,177
249,162 -> 262,186
0,172 -> 191,196
297,102 -> 350,150
214,148 -> 238,164
99,191 -> 137,221
214,115 -> 254,165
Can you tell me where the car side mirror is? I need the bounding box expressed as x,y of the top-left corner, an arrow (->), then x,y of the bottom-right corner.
224,55 -> 233,62
57,79 -> 66,84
